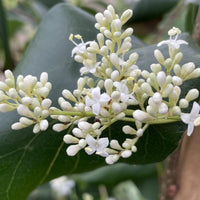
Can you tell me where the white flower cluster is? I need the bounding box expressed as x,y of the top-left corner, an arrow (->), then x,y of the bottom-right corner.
0,71 -> 52,133
1,5 -> 200,165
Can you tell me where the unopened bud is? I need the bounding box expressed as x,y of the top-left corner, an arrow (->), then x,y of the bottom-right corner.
179,98 -> 189,108
154,49 -> 165,64
185,89 -> 199,102
120,9 -> 133,24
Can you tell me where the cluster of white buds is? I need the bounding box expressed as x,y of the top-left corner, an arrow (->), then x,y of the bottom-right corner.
0,70 -> 52,133
1,6 -> 200,165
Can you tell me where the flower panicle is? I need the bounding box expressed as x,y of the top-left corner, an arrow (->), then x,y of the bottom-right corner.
1,5 -> 200,165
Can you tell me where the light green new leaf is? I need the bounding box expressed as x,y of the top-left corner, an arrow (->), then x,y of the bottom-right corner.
0,3 -> 199,200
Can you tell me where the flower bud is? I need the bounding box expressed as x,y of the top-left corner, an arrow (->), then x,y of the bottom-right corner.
0,104 -> 15,112
78,121 -> 92,130
181,62 -> 195,77
41,98 -> 52,109
185,89 -> 199,102
63,134 -> 79,143
39,87 -> 50,98
157,71 -> 166,87
121,150 -> 132,158
20,117 -> 34,125
173,64 -> 181,76
34,107 -> 42,117
104,79 -> 113,95
8,88 -> 17,99
120,9 -> 133,24
104,30 -> 112,38
141,83 -> 154,96
104,10 -> 113,22
67,144 -> 81,156
162,84 -> 173,97
111,19 -> 122,31
158,103 -> 168,114
60,101 -> 72,111
33,123 -> 40,134
152,92 -> 162,104
111,91 -> 121,101
112,102 -> 121,113
0,81 -> 9,91
122,125 -> 136,134
62,89 -> 77,102
179,98 -> 189,108
110,140 -> 122,150
120,27 -> 133,39
137,128 -> 144,137
17,105 -> 33,117
97,33 -> 104,47
172,76 -> 182,86
131,146 -> 137,152
172,106 -> 181,116
11,122 -> 24,130
111,70 -> 120,81
72,128 -> 84,138
174,52 -> 183,64
74,55 -> 84,63
150,64 -> 162,73
40,72 -> 48,84
100,46 -> 109,56
106,154 -> 120,165
95,13 -> 104,24
40,119 -> 48,131
133,110 -> 153,122
154,49 -> 165,64
186,68 -> 200,80
110,53 -> 119,66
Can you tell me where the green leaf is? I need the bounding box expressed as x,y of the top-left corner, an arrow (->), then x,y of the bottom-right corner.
113,181 -> 145,200
116,0 -> 178,22
0,0 -> 13,69
0,3 -> 200,200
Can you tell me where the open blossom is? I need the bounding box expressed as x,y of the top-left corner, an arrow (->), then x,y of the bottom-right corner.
181,102 -> 200,136
85,87 -> 110,115
85,134 -> 109,157
80,62 -> 100,75
157,27 -> 188,49
69,34 -> 93,56
113,81 -> 134,102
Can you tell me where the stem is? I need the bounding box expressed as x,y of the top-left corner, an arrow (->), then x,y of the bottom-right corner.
121,116 -> 180,125
0,0 -> 14,70
49,110 -> 94,117
192,6 -> 200,46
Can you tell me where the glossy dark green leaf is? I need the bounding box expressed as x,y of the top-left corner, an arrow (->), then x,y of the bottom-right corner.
0,3 -> 200,200
126,0 -> 178,22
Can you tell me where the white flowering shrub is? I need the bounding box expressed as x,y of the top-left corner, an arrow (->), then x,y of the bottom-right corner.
1,3 -> 200,200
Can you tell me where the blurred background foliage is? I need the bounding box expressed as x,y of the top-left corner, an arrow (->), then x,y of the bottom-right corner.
0,0 -> 199,199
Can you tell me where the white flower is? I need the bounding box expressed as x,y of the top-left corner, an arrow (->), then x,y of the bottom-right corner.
157,27 -> 188,49
85,134 -> 109,157
181,102 -> 200,136
113,81 -> 133,102
69,34 -> 92,56
85,87 -> 110,115
50,176 -> 75,197
80,62 -> 100,75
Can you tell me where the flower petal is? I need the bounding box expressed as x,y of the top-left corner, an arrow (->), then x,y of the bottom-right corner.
97,137 -> 109,150
92,103 -> 100,115
85,96 -> 95,107
86,134 -> 96,148
187,122 -> 194,136
181,113 -> 190,124
92,87 -> 100,99
100,93 -> 111,103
